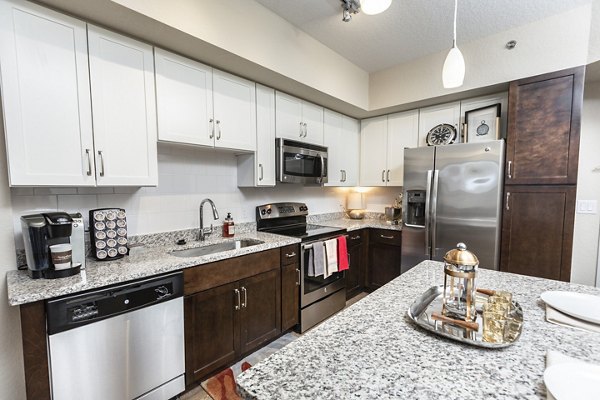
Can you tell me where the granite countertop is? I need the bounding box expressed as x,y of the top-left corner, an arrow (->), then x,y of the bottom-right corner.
6,231 -> 299,306
237,261 -> 600,400
321,217 -> 402,232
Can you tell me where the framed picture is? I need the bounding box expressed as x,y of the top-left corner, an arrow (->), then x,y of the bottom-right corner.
464,103 -> 501,143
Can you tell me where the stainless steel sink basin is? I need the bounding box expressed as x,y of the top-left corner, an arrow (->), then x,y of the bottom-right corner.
171,239 -> 264,258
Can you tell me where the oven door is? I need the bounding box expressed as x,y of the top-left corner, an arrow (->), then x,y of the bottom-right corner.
300,238 -> 345,308
277,140 -> 328,184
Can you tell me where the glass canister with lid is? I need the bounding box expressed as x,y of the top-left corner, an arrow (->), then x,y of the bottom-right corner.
442,242 -> 479,321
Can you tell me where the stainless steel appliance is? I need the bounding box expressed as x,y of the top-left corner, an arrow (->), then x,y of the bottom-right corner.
402,140 -> 505,271
21,212 -> 85,279
256,202 -> 346,332
46,272 -> 185,400
276,139 -> 328,184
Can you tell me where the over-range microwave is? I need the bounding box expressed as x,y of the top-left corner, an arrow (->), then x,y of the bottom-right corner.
276,139 -> 328,184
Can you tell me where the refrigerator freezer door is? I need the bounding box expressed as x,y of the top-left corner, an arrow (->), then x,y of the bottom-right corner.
402,146 -> 435,272
431,140 -> 505,269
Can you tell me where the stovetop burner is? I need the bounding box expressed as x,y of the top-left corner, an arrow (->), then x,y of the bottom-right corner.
256,202 -> 346,242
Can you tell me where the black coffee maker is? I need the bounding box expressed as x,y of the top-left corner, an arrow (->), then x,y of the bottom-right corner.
21,212 -> 85,279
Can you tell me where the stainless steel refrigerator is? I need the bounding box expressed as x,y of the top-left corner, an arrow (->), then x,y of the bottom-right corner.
401,140 -> 505,271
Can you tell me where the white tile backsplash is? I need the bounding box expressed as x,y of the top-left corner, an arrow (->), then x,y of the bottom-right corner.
10,145 -> 399,249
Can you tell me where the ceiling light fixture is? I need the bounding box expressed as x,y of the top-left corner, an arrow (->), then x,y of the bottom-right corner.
442,0 -> 465,89
360,0 -> 392,15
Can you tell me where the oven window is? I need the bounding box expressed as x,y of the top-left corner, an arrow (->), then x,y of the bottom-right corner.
303,250 -> 342,295
283,152 -> 326,177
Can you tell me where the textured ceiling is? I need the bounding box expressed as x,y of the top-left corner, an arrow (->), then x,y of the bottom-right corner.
254,0 -> 592,72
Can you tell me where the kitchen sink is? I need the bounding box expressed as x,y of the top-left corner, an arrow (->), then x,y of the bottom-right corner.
171,239 -> 264,258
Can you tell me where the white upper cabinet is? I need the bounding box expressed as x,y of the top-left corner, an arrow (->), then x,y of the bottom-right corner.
212,70 -> 256,152
155,49 -> 256,152
324,110 -> 359,187
0,0 -> 96,186
387,110 -> 419,186
155,48 -> 213,146
360,116 -> 388,186
88,25 -> 158,186
237,84 -> 275,187
275,92 -> 324,145
418,101 -> 461,147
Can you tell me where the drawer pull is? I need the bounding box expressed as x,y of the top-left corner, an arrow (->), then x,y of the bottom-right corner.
350,235 -> 361,240
380,234 -> 395,239
285,252 -> 296,258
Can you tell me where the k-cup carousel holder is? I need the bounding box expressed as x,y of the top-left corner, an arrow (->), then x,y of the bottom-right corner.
89,208 -> 129,261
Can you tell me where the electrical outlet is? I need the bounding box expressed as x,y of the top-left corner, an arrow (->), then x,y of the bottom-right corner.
576,200 -> 598,214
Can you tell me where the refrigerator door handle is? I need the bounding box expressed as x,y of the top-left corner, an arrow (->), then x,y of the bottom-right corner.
425,170 -> 433,256
430,170 -> 440,257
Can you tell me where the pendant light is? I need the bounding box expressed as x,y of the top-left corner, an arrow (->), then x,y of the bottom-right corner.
442,0 -> 465,88
360,0 -> 392,15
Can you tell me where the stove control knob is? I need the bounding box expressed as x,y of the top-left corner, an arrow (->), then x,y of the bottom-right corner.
266,209 -> 272,214
261,209 -> 266,215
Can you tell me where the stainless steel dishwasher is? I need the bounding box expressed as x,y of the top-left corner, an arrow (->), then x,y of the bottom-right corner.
46,272 -> 185,400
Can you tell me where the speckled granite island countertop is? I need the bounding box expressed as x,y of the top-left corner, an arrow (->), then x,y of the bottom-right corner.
6,232 -> 299,306
237,261 -> 600,400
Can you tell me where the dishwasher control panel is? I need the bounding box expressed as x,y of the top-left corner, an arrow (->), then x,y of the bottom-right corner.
47,272 -> 183,335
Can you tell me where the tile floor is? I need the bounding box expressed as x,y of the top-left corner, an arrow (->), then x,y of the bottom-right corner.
179,291 -> 369,400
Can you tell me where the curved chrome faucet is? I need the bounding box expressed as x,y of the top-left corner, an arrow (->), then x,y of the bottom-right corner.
199,198 -> 220,241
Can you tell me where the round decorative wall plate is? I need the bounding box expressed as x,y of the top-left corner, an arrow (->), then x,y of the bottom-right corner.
426,123 -> 457,146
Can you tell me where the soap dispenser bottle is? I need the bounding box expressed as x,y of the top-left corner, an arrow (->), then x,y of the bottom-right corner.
222,212 -> 235,238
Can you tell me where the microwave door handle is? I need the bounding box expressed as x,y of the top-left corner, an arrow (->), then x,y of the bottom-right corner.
424,170 -> 433,256
318,153 -> 325,184
430,170 -> 440,258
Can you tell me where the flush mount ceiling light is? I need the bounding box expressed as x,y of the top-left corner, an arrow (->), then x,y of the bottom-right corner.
360,0 -> 392,15
442,0 -> 465,89
341,0 -> 391,22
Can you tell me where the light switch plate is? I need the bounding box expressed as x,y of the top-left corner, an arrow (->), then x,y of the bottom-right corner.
576,200 -> 598,214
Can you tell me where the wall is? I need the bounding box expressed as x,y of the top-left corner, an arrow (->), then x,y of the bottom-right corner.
0,109 -> 26,399
370,5 -> 593,110
10,143 -> 399,250
571,80 -> 600,286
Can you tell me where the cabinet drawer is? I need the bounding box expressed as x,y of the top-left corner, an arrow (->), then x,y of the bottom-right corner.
369,229 -> 401,246
184,248 -> 279,295
346,230 -> 365,246
280,244 -> 300,266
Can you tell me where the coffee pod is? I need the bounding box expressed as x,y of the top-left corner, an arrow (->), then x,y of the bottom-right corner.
50,243 -> 72,270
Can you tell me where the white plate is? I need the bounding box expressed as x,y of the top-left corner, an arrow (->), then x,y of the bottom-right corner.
544,362 -> 600,400
540,291 -> 600,324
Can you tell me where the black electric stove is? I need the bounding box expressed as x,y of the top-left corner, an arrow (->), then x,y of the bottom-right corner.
256,202 -> 346,242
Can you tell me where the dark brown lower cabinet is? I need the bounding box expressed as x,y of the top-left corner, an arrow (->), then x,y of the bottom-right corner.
346,229 -> 367,299
184,249 -> 281,386
281,263 -> 299,330
500,185 -> 576,281
367,229 -> 402,290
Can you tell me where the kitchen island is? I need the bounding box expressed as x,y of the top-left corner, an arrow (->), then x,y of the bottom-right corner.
237,261 -> 600,399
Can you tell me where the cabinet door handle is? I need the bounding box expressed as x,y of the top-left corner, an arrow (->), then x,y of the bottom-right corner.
507,160 -> 512,179
340,170 -> 344,182
285,252 -> 296,258
386,169 -> 390,182
380,234 -> 395,239
381,170 -> 385,182
299,122 -> 303,137
241,286 -> 247,308
85,149 -> 92,176
234,288 -> 240,310
303,123 -> 308,137
97,150 -> 105,177
259,164 -> 264,181
216,120 -> 221,140
209,118 -> 215,139
296,268 -> 301,286
506,192 -> 511,211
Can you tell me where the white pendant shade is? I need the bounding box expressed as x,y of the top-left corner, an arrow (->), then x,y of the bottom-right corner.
361,0 -> 392,15
442,45 -> 465,88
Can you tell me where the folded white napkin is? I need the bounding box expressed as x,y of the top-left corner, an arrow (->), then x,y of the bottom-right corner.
546,305 -> 600,334
545,350 -> 598,400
